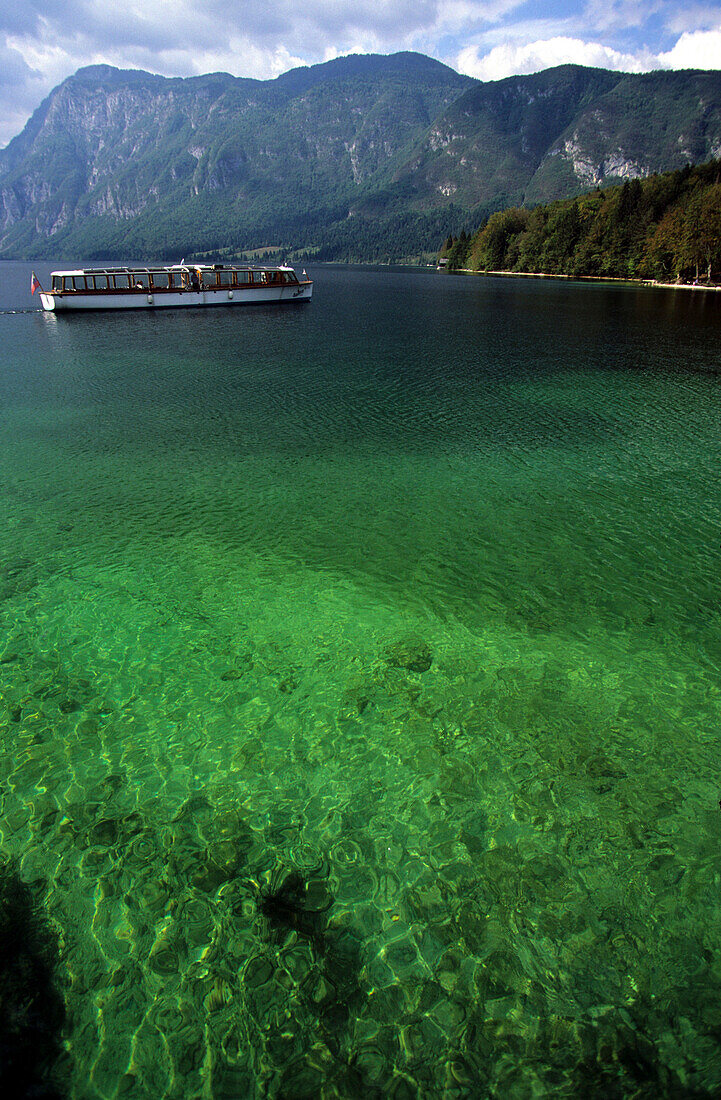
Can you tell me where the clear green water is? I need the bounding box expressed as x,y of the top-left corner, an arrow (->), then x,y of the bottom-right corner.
1,264 -> 721,1097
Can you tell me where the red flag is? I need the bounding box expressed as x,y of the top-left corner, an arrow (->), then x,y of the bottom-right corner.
30,271 -> 42,295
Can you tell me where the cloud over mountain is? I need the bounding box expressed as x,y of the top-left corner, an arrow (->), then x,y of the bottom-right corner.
1,1 -> 720,145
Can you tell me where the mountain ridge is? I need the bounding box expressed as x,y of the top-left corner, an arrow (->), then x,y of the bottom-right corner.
1,52 -> 720,261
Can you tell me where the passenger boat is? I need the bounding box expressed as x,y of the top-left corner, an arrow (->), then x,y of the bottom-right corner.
35,262 -> 312,312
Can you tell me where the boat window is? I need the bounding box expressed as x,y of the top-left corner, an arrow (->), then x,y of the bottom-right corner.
152,273 -> 170,289
236,271 -> 250,284
217,271 -> 233,286
93,275 -> 109,290
113,275 -> 131,290
52,276 -> 62,291
72,277 -> 87,291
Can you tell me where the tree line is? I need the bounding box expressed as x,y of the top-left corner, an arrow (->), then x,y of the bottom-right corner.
439,160 -> 721,283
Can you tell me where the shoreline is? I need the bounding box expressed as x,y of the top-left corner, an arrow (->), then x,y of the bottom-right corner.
453,268 -> 721,291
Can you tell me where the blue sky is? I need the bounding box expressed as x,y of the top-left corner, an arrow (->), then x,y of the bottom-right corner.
2,0 -> 721,145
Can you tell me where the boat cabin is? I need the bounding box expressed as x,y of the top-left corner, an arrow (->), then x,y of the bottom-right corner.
49,264 -> 302,294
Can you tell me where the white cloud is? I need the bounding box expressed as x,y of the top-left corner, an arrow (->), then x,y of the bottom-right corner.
457,23 -> 721,83
0,41 -> 47,146
2,2 -> 721,147
457,36 -> 653,80
426,0 -> 525,38
663,5 -> 721,36
580,0 -> 655,37
1,1 -> 516,63
658,27 -> 721,68
1,0 -> 518,144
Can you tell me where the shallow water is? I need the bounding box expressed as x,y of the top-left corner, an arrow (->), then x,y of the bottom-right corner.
1,262 -> 721,1097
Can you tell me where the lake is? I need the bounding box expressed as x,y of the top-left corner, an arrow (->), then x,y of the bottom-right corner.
1,261 -> 721,1097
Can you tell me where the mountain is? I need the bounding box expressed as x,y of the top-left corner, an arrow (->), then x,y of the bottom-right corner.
1,53 -> 720,261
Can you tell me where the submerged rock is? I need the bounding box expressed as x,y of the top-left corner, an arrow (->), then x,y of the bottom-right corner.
0,859 -> 66,1098
258,870 -> 333,943
384,638 -> 433,674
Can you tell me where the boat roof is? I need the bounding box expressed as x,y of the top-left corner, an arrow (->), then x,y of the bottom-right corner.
50,262 -> 296,276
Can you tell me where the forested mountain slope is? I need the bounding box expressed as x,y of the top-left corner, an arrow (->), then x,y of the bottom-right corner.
1,53 -> 720,261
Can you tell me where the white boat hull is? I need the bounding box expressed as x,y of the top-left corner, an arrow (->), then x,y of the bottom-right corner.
40,282 -> 312,312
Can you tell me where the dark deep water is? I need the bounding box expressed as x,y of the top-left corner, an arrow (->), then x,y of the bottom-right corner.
1,261 -> 721,1097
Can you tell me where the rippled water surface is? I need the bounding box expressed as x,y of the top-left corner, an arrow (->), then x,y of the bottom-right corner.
1,262 -> 721,1098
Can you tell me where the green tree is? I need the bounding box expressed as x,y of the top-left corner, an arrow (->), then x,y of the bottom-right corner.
684,183 -> 721,279
447,229 -> 472,269
540,200 -> 581,273
445,158 -> 721,283
513,205 -> 548,272
470,208 -> 529,270
643,207 -> 687,278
